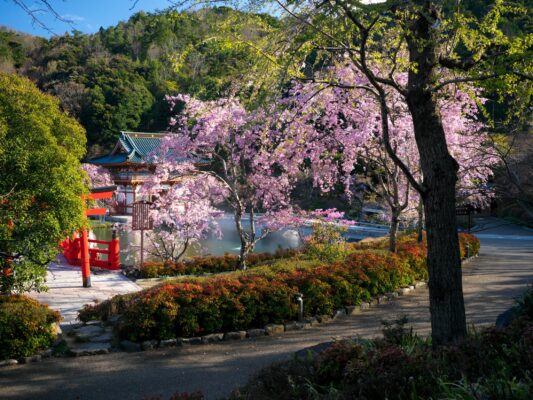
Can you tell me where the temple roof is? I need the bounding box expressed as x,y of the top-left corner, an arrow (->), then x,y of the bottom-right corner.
90,131 -> 166,166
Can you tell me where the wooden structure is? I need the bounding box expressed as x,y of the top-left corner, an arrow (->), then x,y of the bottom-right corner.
132,201 -> 153,269
456,205 -> 475,233
90,131 -> 206,215
89,132 -> 166,215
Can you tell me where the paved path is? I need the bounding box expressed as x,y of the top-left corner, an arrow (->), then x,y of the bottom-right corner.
29,257 -> 141,326
1,219 -> 532,400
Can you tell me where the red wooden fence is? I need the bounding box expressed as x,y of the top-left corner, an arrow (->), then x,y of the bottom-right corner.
60,234 -> 120,271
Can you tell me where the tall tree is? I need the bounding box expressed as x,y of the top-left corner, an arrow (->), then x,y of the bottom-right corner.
0,73 -> 87,293
270,0 -> 531,345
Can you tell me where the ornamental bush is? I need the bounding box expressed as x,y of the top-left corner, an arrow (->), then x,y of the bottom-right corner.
141,248 -> 299,278
80,233 -> 479,342
0,295 -> 61,360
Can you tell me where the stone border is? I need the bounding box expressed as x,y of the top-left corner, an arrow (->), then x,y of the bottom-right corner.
0,348 -> 54,367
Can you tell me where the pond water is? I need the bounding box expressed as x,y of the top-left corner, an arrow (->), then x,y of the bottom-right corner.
91,216 -> 306,265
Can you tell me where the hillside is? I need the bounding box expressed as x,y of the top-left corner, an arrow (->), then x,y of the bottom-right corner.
0,8 -> 277,156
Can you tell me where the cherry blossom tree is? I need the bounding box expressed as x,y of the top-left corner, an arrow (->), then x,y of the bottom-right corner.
151,95 -> 300,269
82,163 -> 114,188
276,65 -> 498,252
213,0 -> 527,346
141,175 -> 224,263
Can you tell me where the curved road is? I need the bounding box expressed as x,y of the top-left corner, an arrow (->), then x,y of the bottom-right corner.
1,218 -> 532,400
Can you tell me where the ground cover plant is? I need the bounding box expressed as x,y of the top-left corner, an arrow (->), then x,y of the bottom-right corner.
0,295 -> 61,360
228,287 -> 533,400
80,233 -> 479,343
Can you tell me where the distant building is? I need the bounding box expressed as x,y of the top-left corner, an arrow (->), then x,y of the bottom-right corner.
90,131 -> 164,214
90,131 -> 198,215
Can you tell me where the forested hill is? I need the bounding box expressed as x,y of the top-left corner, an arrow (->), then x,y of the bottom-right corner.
0,7 -> 277,157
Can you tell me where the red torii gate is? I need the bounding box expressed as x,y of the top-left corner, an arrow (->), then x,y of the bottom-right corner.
60,186 -> 120,287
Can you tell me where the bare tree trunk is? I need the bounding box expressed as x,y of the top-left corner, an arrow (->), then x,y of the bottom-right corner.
406,2 -> 467,346
408,92 -> 466,346
238,243 -> 253,271
234,208 -> 249,271
389,209 -> 400,253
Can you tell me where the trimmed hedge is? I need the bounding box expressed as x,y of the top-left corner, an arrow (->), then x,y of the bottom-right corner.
0,295 -> 61,360
141,248 -> 299,278
80,233 -> 480,342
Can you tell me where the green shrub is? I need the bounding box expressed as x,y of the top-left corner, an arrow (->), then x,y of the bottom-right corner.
141,248 -> 299,278
303,221 -> 349,262
0,295 -> 61,360
515,286 -> 533,318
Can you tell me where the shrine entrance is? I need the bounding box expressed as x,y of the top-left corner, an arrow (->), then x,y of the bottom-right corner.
60,186 -> 119,287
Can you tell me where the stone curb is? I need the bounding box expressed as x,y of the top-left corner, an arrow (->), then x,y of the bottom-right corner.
0,348 -> 54,368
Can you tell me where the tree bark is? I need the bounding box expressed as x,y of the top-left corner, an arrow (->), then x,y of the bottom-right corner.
417,199 -> 424,243
389,210 -> 400,253
405,2 -> 467,346
234,208 -> 249,270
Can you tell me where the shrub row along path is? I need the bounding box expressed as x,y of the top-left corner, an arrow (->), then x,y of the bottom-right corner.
1,217 -> 532,400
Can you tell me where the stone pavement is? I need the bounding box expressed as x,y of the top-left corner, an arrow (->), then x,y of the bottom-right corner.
472,216 -> 533,240
29,257 -> 141,326
2,219 -> 533,400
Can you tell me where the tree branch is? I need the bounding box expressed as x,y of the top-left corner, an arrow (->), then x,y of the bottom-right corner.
433,73 -> 499,92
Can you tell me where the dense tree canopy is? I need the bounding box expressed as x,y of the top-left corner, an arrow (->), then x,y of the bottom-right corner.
0,73 -> 87,293
0,8 -> 277,154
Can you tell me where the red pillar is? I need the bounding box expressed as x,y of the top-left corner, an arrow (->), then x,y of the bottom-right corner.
109,228 -> 120,270
80,229 -> 91,287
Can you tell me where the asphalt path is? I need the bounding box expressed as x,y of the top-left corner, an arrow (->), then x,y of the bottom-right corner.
1,218 -> 532,400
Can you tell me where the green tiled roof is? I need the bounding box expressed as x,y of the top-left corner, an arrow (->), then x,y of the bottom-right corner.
91,131 -> 166,165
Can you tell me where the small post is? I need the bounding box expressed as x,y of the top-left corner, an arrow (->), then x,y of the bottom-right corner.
296,293 -> 304,322
80,229 -> 91,287
139,228 -> 144,271
109,225 -> 120,270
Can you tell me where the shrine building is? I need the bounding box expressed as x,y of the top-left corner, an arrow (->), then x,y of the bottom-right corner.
90,131 -> 191,215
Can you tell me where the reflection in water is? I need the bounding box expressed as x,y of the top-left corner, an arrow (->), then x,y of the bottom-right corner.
91,216 -> 306,265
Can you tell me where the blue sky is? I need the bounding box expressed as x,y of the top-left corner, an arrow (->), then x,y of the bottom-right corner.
0,0 -> 175,37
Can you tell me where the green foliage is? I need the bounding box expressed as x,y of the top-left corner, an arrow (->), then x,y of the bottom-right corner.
0,73 -> 87,293
304,221 -> 349,263
513,286 -> 533,319
140,248 -> 299,278
79,233 -> 479,341
0,295 -> 61,360
0,29 -> 34,72
81,56 -> 155,147
1,9 -> 277,153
